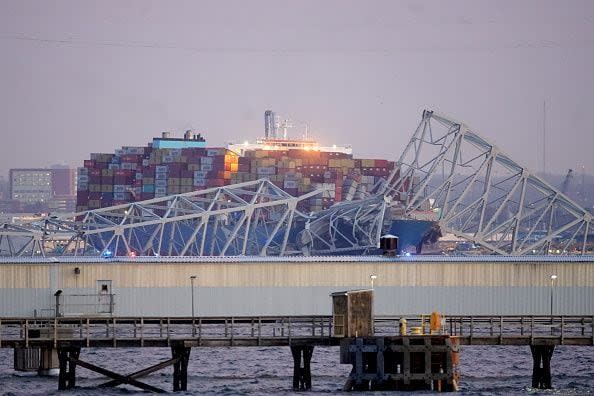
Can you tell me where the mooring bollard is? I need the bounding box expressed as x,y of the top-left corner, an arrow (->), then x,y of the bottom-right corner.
399,318 -> 407,335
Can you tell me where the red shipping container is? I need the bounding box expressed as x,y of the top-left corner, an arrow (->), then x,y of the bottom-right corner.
121,154 -> 141,163
114,170 -> 133,177
84,160 -> 95,168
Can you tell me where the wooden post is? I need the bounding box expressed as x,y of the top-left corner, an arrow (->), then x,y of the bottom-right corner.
290,345 -> 314,390
57,347 -> 81,390
58,349 -> 67,390
530,345 -> 555,389
171,344 -> 191,392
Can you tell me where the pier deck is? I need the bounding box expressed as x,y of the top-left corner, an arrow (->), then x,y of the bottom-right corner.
1,315 -> 592,392
1,315 -> 592,348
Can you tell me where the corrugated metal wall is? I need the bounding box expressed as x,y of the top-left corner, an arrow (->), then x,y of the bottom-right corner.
1,257 -> 592,316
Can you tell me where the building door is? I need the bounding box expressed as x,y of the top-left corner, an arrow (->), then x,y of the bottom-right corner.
96,280 -> 113,314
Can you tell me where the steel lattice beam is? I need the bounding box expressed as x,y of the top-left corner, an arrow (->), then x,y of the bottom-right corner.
381,110 -> 593,255
0,179 -> 323,257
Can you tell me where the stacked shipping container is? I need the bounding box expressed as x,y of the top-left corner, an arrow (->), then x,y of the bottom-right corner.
76,140 -> 394,213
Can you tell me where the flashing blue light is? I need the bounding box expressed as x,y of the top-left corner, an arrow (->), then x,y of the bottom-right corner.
102,250 -> 113,258
404,252 -> 411,257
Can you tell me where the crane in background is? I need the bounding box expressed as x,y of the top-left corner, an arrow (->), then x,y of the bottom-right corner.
561,169 -> 574,195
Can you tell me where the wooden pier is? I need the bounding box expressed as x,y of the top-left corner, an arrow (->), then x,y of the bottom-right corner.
1,315 -> 593,392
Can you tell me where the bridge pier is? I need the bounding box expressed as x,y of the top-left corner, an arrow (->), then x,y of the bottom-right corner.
290,345 -> 314,390
530,345 -> 555,389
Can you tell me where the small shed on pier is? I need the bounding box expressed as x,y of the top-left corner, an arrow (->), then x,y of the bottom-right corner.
331,289 -> 374,338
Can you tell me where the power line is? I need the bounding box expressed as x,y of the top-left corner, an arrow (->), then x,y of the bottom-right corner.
1,33 -> 592,54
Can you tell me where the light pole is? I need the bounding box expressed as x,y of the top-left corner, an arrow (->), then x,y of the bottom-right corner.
370,274 -> 377,290
550,275 -> 557,316
190,275 -> 197,334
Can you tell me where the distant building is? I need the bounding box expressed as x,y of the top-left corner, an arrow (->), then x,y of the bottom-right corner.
9,167 -> 76,213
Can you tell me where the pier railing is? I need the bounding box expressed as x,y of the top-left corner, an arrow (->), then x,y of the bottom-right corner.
0,316 -> 335,348
0,315 -> 592,348
375,315 -> 594,345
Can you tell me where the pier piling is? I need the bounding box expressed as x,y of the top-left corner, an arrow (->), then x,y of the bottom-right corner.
290,345 -> 314,390
530,345 -> 555,389
341,336 -> 459,392
57,347 -> 80,390
171,345 -> 191,391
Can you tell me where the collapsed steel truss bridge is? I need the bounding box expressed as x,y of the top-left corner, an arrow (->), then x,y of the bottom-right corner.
381,110 -> 593,255
1,110 -> 592,257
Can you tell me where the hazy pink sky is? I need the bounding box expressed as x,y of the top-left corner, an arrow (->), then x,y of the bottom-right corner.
1,0 -> 593,177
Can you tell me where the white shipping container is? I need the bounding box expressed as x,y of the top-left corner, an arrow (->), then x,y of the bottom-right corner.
108,164 -> 120,170
77,167 -> 88,175
155,173 -> 167,180
283,180 -> 298,189
114,192 -> 130,200
155,187 -> 167,194
155,179 -> 167,187
193,171 -> 208,178
156,165 -> 168,173
193,179 -> 206,187
201,157 -> 214,165
77,175 -> 89,183
113,185 -> 127,193
257,167 -> 276,175
201,164 -> 213,171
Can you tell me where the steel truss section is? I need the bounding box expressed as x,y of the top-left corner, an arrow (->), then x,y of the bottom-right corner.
295,195 -> 388,255
0,223 -> 46,257
0,179 -> 322,257
382,110 -> 593,255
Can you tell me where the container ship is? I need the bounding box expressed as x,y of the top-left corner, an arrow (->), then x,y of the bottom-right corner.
75,110 -> 438,253
76,111 -> 395,212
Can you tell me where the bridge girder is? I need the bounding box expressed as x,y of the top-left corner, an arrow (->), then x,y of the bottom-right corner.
381,110 -> 592,255
0,179 -> 323,257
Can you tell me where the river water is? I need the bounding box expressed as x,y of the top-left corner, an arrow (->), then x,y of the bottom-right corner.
0,345 -> 593,395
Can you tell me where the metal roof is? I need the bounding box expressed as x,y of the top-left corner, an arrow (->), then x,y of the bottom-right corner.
1,254 -> 594,265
